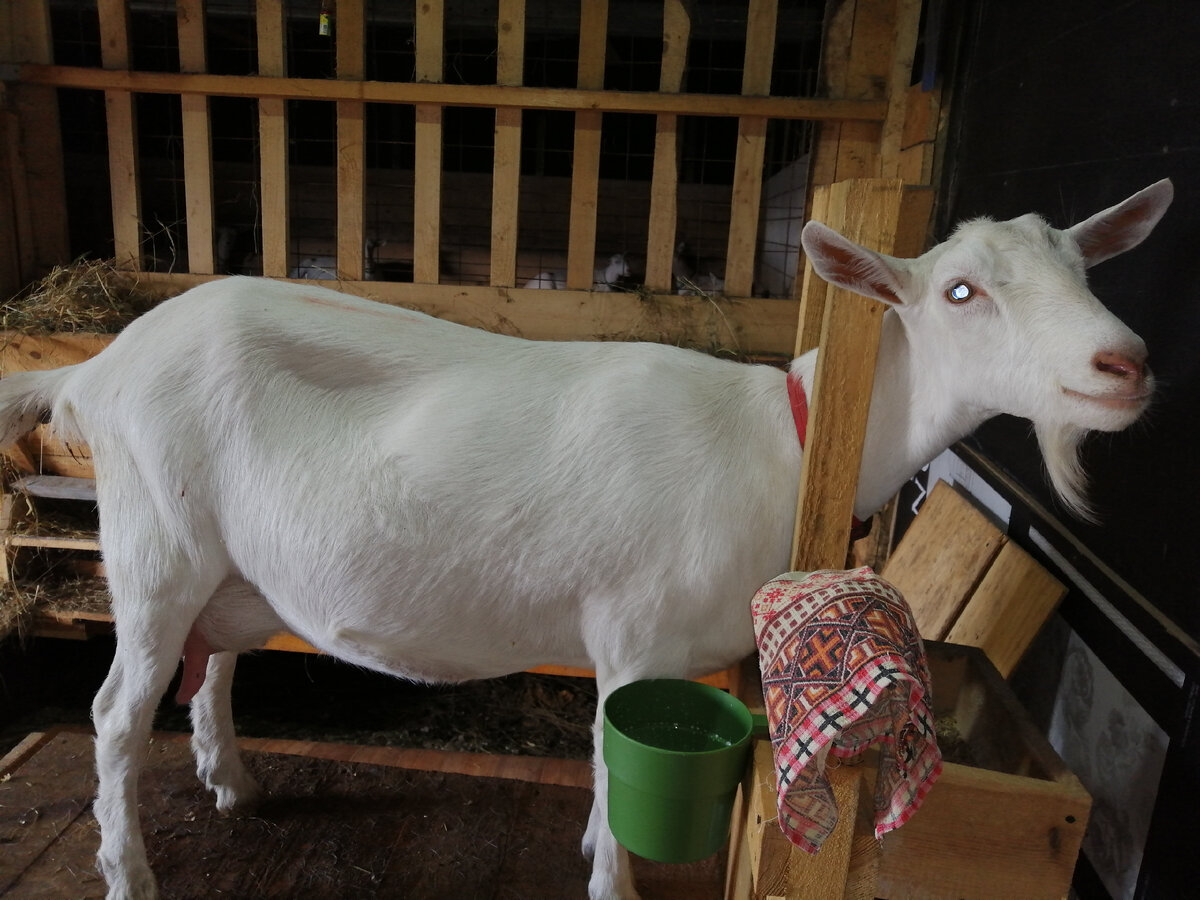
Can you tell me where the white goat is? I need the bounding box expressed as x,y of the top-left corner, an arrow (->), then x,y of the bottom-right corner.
524,252 -> 631,291
0,181 -> 1172,900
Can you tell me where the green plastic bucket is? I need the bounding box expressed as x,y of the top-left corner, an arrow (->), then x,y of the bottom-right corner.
603,679 -> 768,863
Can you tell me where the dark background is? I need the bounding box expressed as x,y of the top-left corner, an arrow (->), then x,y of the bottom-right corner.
937,0 -> 1200,642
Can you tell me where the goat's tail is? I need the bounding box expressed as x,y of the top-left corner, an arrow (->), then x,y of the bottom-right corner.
0,368 -> 71,448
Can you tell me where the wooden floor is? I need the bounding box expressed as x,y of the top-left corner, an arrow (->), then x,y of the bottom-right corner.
0,728 -> 725,899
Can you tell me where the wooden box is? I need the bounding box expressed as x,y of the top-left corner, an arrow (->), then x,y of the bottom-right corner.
730,641 -> 1091,900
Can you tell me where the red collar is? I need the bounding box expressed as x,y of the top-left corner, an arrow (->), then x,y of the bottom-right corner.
787,373 -> 810,449
787,372 -> 870,539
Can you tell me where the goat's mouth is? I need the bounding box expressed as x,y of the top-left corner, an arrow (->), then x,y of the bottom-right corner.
1061,387 -> 1152,411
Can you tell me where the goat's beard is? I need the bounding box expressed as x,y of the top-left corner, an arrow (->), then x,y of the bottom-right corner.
1034,421 -> 1095,523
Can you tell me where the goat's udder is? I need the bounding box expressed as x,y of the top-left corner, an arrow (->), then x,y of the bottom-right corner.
176,625 -> 215,705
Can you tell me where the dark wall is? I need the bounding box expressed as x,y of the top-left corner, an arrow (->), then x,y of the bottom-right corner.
938,0 -> 1200,641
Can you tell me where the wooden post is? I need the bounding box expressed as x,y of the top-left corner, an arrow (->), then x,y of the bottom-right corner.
5,0 -> 69,290
257,0 -> 290,278
177,0 -> 216,275
413,0 -> 444,285
728,179 -> 933,900
97,0 -> 140,270
643,0 -> 690,293
490,0 -> 525,288
723,0 -> 778,298
336,0 -> 366,281
566,0 -> 607,291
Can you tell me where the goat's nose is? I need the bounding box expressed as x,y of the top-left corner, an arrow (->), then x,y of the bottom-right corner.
1093,349 -> 1146,380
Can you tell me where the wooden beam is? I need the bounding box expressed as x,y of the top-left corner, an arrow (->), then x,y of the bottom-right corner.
566,0 -> 608,291
7,0 -> 69,282
413,0 -> 444,285
98,0 -> 140,269
336,0 -> 366,281
490,0 -> 525,287
177,0 -> 216,275
791,178 -> 908,572
256,0 -> 290,278
724,0 -> 778,297
644,0 -> 690,292
16,66 -> 890,123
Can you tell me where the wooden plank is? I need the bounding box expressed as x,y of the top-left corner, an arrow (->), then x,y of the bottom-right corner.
0,730 -> 97,895
879,0 -> 924,179
9,534 -> 101,551
790,178 -> 907,572
792,185 -> 831,351
413,0 -> 444,285
490,0 -> 525,287
723,115 -> 768,297
8,0 -> 69,281
19,64 -> 891,123
723,0 -> 777,297
944,541 -> 1067,678
9,475 -> 96,502
566,112 -> 603,290
256,0 -> 289,277
881,480 -> 1005,640
178,0 -> 216,275
566,0 -> 608,291
336,0 -> 366,281
97,0 -> 140,269
643,0 -> 690,292
875,762 -> 1090,900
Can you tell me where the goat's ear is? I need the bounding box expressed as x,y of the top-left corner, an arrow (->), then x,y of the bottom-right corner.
801,221 -> 907,306
1067,179 -> 1174,268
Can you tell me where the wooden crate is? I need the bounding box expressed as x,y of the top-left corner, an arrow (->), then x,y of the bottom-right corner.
728,641 -> 1091,900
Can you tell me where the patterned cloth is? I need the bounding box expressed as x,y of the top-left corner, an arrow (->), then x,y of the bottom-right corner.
750,567 -> 942,852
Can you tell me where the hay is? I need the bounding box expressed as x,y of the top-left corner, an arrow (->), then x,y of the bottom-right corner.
1,258 -> 161,334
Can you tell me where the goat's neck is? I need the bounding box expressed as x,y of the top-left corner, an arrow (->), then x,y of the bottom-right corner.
793,312 -> 991,520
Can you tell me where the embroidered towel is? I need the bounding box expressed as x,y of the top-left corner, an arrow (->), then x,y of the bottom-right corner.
750,567 -> 942,852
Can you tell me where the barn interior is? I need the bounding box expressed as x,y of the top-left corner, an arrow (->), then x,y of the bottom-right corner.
1,2 -> 1196,899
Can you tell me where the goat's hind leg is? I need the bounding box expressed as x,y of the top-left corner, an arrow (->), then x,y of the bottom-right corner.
92,609 -> 200,900
190,651 -> 263,814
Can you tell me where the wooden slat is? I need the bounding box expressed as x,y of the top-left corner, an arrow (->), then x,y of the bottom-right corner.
489,0 -> 525,287
723,115 -> 767,297
878,0 -> 924,179
566,0 -> 608,291
643,0 -> 691,292
7,0 -> 69,283
98,0 -> 139,269
9,475 -> 97,502
875,762 -> 1090,900
881,480 -> 1005,640
19,64 -> 890,123
9,534 -> 101,551
336,0 -> 366,281
792,185 -> 831,351
944,541 -> 1067,678
256,0 -> 289,277
723,0 -> 777,297
177,0 -> 216,275
413,0 -> 444,285
120,276 -> 805,354
790,178 -> 908,572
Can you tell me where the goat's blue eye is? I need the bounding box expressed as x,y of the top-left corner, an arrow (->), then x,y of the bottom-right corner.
947,282 -> 974,303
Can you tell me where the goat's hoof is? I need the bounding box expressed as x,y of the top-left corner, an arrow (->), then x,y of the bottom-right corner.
215,780 -> 264,816
587,875 -> 641,900
103,869 -> 158,900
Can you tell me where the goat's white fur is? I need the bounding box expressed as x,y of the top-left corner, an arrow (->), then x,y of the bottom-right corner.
0,180 -> 1171,900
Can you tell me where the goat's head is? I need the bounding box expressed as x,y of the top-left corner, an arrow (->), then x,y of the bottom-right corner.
800,179 -> 1174,519
603,253 -> 631,284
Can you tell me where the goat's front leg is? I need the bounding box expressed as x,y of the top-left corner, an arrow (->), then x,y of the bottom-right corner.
189,650 -> 262,814
584,674 -> 641,900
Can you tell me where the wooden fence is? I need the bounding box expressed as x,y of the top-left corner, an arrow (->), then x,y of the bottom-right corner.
1,0 -> 938,357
